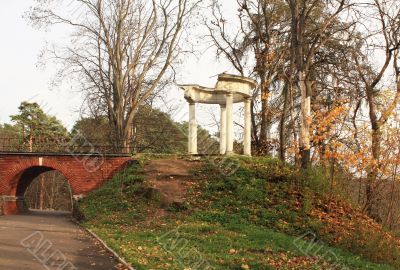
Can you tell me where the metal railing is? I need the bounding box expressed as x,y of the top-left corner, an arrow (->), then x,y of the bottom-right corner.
0,137 -> 138,155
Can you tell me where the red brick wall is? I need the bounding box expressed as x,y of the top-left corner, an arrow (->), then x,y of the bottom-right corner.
0,154 -> 131,201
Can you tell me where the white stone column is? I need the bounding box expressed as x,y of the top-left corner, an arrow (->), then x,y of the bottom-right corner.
244,98 -> 252,156
219,105 -> 227,154
188,102 -> 198,154
226,93 -> 234,155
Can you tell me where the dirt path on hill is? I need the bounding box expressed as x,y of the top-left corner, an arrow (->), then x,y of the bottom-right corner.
143,158 -> 200,206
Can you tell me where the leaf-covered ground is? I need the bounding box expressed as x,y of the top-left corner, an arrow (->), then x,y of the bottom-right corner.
77,156 -> 400,269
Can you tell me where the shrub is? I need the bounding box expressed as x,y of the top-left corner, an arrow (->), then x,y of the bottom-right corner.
339,222 -> 400,267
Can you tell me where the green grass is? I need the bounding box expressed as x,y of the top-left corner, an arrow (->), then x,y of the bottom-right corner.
87,220 -> 393,270
77,156 -> 398,270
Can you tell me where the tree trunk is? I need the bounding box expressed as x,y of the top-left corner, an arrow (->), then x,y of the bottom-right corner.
29,132 -> 33,153
39,175 -> 45,210
251,100 -> 259,149
365,125 -> 382,219
279,81 -> 290,161
299,71 -> 311,168
112,117 -> 129,153
49,172 -> 56,210
259,77 -> 270,154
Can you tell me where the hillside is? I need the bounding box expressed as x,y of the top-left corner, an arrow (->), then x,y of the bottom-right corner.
76,155 -> 400,270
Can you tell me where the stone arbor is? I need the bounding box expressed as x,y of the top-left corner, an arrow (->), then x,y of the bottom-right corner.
180,74 -> 257,156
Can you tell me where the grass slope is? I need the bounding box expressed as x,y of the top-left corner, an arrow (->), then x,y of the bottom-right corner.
77,156 -> 400,270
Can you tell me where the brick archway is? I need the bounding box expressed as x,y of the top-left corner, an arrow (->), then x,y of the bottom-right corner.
13,166 -> 70,197
0,153 -> 131,215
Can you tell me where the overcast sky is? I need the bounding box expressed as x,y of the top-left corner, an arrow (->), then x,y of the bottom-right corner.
0,2 -> 80,128
0,1 -> 241,134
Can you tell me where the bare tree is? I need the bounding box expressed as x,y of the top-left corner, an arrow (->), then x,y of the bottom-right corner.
206,0 -> 289,155
351,0 -> 400,218
286,0 -> 349,168
28,0 -> 199,151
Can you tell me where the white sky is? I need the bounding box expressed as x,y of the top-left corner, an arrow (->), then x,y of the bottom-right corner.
0,1 -> 242,135
0,2 -> 81,128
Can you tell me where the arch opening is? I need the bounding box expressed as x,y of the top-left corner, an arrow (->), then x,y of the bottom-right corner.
16,166 -> 73,213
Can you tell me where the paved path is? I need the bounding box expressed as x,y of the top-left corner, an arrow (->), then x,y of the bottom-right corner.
0,210 -> 123,270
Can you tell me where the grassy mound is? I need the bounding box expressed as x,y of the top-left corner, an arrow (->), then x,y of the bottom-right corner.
77,156 -> 400,269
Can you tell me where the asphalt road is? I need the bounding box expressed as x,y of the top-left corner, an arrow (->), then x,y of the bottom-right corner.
0,210 -> 123,270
